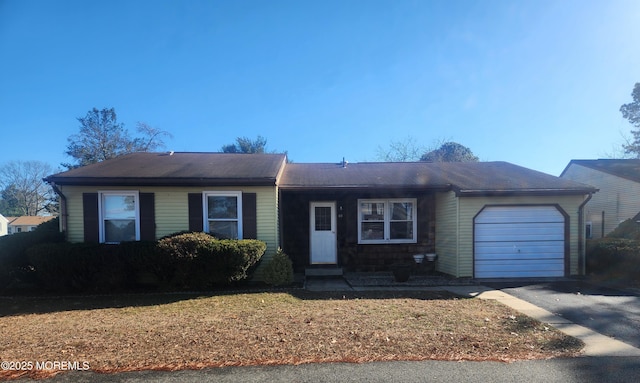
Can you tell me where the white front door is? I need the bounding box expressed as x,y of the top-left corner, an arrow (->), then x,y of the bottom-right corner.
310,202 -> 337,264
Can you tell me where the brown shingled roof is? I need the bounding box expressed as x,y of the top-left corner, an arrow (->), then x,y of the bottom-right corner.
279,161 -> 596,195
44,153 -> 595,195
45,152 -> 287,186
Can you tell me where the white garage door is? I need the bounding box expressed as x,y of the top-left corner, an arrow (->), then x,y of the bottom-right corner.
474,206 -> 565,278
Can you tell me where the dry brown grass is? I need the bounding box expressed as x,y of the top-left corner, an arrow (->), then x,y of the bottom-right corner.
0,290 -> 583,380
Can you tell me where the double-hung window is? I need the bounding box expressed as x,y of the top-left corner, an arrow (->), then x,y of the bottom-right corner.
358,198 -> 417,244
204,191 -> 243,239
99,191 -> 140,243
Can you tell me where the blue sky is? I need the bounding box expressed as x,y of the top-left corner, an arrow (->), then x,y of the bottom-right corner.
1,0 -> 639,176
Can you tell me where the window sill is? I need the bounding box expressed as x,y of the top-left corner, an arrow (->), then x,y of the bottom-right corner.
358,240 -> 417,245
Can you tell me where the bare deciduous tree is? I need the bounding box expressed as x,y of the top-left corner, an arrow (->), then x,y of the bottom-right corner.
0,161 -> 56,216
375,136 -> 426,162
376,137 -> 478,162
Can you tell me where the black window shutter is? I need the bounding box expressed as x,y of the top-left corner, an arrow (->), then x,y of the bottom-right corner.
82,193 -> 99,243
242,193 -> 257,239
139,193 -> 155,241
188,193 -> 204,232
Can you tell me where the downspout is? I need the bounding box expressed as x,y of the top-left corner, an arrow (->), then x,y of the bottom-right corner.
48,181 -> 68,240
456,193 -> 460,278
578,192 -> 594,276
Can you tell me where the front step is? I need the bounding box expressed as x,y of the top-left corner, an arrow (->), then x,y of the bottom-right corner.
305,267 -> 344,278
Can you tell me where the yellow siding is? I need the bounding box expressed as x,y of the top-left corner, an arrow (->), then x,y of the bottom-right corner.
59,185 -> 280,260
562,164 -> 640,238
62,186 -> 85,243
457,195 -> 588,277
435,191 -> 459,276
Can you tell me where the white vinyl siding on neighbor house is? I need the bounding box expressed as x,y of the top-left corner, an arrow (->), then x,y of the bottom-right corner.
561,164 -> 640,238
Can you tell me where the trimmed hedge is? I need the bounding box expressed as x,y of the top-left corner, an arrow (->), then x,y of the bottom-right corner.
0,217 -> 64,290
586,218 -> 640,282
157,232 -> 267,289
26,232 -> 267,293
586,238 -> 640,278
607,218 -> 640,240
28,243 -> 105,292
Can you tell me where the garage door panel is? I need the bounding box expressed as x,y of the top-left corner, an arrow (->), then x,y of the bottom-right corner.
475,260 -> 564,272
474,206 -> 565,278
475,269 -> 565,278
475,222 -> 565,238
473,250 -> 565,260
475,222 -> 565,232
475,242 -> 563,250
476,233 -> 564,242
474,206 -> 564,224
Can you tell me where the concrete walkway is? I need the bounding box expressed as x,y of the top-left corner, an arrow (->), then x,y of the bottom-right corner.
305,278 -> 640,357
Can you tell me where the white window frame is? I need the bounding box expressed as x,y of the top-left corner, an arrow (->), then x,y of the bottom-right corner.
357,198 -> 417,244
203,191 -> 243,239
98,190 -> 140,244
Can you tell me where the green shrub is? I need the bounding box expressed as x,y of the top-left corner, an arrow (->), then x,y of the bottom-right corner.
586,238 -> 640,276
607,218 -> 640,240
156,232 -> 214,260
27,242 -> 155,293
157,232 -> 214,288
202,239 -> 267,285
23,230 -> 267,293
27,243 -> 104,292
157,232 -> 267,289
0,217 -> 64,290
120,241 -> 172,288
262,248 -> 294,286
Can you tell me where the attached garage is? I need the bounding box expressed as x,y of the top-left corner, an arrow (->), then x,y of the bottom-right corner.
474,205 -> 567,278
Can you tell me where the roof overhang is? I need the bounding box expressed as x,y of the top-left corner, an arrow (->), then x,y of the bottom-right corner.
44,177 -> 278,187
278,184 -> 452,192
454,188 -> 598,197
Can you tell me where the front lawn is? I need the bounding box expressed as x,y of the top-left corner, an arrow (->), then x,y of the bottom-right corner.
0,290 -> 583,380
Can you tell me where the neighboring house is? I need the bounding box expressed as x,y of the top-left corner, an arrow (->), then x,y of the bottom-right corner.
45,152 -> 596,279
5,216 -> 55,234
0,214 -> 8,236
560,159 -> 640,239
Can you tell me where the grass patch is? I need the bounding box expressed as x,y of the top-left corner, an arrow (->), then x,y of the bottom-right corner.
0,290 -> 582,380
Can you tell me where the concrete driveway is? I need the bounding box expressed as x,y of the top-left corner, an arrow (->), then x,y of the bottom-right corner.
484,280 -> 640,349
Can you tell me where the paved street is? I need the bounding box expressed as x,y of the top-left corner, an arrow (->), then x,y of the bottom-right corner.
23,357 -> 640,383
